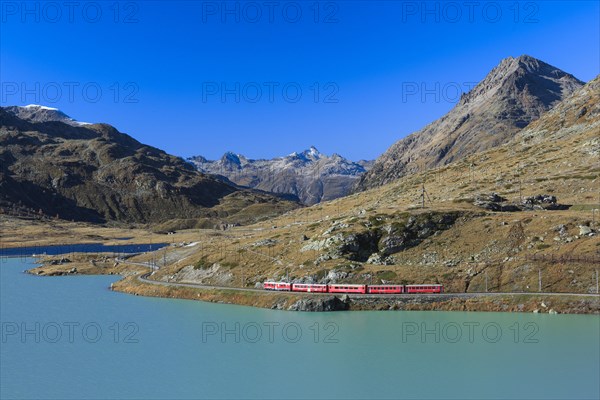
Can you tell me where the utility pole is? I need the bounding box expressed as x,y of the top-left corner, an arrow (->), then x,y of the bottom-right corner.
596,269 -> 599,294
518,169 -> 523,204
538,269 -> 542,292
514,163 -> 523,203
485,270 -> 488,292
420,179 -> 431,209
470,163 -> 475,183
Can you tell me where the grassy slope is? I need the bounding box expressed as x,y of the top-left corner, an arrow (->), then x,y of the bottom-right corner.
144,117 -> 598,294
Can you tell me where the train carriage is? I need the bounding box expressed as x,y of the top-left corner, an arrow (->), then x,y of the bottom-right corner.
367,285 -> 404,294
328,284 -> 367,294
263,281 -> 292,291
291,283 -> 328,293
405,284 -> 443,294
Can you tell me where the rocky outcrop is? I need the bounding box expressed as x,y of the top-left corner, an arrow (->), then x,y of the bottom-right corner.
287,295 -> 350,311
302,211 -> 465,262
521,195 -> 565,210
357,55 -> 584,190
473,193 -> 568,212
189,146 -> 373,205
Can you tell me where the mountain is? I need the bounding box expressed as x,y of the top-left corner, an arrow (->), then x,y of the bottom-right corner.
188,146 -> 373,205
3,104 -> 91,126
0,107 -> 298,225
357,55 -> 585,190
153,74 -> 600,298
518,74 -> 600,143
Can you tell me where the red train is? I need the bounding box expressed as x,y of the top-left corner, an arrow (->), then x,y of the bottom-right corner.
368,285 -> 405,294
405,284 -> 443,294
263,282 -> 443,294
329,284 -> 367,294
263,282 -> 292,291
291,283 -> 328,293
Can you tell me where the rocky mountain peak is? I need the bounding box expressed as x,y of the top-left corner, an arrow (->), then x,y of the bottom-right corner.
189,147 -> 372,205
458,55 -> 582,110
220,151 -> 243,168
288,146 -> 323,161
357,55 -> 585,191
304,145 -> 321,157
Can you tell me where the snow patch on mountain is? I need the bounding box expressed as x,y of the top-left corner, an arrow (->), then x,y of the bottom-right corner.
3,105 -> 93,126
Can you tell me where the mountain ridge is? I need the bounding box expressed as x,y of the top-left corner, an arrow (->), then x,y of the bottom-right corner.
356,55 -> 585,191
189,146 -> 373,205
0,107 -> 298,225
3,104 -> 92,126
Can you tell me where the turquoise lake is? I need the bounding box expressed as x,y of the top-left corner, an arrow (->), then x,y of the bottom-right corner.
1,257 -> 599,399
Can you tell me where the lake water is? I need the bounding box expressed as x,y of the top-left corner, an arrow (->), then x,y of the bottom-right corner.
1,256 -> 598,400
0,243 -> 167,257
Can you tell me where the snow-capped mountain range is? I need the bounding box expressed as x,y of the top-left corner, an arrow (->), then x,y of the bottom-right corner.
189,147 -> 373,205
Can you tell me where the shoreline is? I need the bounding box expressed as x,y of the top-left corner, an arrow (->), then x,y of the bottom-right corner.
24,258 -> 600,314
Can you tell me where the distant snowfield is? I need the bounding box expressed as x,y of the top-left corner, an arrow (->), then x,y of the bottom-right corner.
24,104 -> 59,111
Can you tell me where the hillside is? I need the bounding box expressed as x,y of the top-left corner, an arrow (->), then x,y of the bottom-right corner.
145,76 -> 599,296
357,55 -> 584,190
0,107 -> 298,225
2,104 -> 89,126
189,147 -> 373,205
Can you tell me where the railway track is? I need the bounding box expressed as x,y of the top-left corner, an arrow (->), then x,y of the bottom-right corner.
136,271 -> 600,299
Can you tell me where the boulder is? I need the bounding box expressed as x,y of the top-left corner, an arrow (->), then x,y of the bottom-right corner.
253,238 -> 278,247
578,225 -> 593,236
473,193 -> 507,211
555,224 -> 568,236
477,192 -> 507,203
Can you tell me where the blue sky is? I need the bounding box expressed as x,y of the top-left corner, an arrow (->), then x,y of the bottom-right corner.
1,1 -> 599,161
